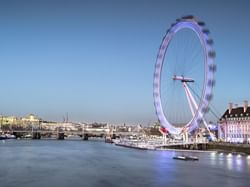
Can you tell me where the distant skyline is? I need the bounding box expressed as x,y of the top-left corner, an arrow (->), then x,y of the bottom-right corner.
0,0 -> 250,125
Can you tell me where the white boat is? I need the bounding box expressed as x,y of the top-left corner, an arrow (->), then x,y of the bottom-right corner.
173,155 -> 199,161
24,134 -> 32,138
5,134 -> 16,139
112,139 -> 120,144
0,134 -> 16,139
0,134 -> 6,140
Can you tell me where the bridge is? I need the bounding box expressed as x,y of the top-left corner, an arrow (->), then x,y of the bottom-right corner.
1,122 -> 144,140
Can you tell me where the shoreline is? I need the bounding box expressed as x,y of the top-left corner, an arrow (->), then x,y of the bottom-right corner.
114,140 -> 250,155
155,148 -> 216,153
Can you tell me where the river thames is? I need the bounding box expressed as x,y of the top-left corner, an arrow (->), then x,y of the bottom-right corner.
0,139 -> 250,187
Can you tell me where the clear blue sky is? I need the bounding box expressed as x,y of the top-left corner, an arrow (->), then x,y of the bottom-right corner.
0,0 -> 249,124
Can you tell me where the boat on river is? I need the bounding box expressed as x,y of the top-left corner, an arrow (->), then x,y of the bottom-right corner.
173,155 -> 199,161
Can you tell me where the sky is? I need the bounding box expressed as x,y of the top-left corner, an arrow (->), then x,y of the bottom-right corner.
0,0 -> 249,125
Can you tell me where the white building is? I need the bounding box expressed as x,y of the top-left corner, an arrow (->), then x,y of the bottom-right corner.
219,101 -> 250,143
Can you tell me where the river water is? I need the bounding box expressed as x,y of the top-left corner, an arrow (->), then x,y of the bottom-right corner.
0,139 -> 250,187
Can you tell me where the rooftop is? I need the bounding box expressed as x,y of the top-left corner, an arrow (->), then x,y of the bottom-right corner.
220,106 -> 250,120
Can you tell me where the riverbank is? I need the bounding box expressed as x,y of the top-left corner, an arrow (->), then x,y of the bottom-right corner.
113,139 -> 250,155
207,142 -> 250,154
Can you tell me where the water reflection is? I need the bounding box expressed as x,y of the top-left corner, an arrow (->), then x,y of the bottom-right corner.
0,140 -> 250,187
154,151 -> 176,185
208,151 -> 250,172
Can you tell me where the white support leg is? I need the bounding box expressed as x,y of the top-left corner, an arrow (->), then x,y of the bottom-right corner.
184,82 -> 214,138
183,82 -> 198,111
183,83 -> 195,117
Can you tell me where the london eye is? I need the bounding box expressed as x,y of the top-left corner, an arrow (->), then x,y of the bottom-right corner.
153,15 -> 216,135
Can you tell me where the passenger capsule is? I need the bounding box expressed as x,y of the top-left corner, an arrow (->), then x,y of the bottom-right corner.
202,107 -> 210,113
202,29 -> 210,34
198,21 -> 205,26
208,64 -> 217,72
206,39 -> 214,45
208,51 -> 216,58
196,118 -> 203,124
182,15 -> 194,19
171,23 -> 176,27
208,79 -> 216,87
206,94 -> 213,101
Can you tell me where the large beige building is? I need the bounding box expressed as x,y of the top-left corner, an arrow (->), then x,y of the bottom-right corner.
219,101 -> 250,143
0,116 -> 18,125
21,114 -> 40,123
0,114 -> 41,130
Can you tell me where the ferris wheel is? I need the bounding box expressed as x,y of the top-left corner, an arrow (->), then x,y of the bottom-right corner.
153,15 -> 216,135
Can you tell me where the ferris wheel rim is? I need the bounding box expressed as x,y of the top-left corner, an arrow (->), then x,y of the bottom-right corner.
153,16 -> 216,135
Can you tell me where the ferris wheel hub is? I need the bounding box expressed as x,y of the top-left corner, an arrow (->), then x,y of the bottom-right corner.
172,75 -> 195,83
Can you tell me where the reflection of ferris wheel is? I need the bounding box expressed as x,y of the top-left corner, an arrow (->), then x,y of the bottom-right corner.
153,15 -> 216,135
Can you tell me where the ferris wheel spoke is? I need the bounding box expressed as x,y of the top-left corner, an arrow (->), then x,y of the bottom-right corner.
183,31 -> 196,74
186,56 -> 203,75
184,44 -> 203,74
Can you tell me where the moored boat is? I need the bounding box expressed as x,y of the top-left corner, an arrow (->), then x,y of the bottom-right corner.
6,134 -> 16,139
0,134 -> 16,140
0,134 -> 7,140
